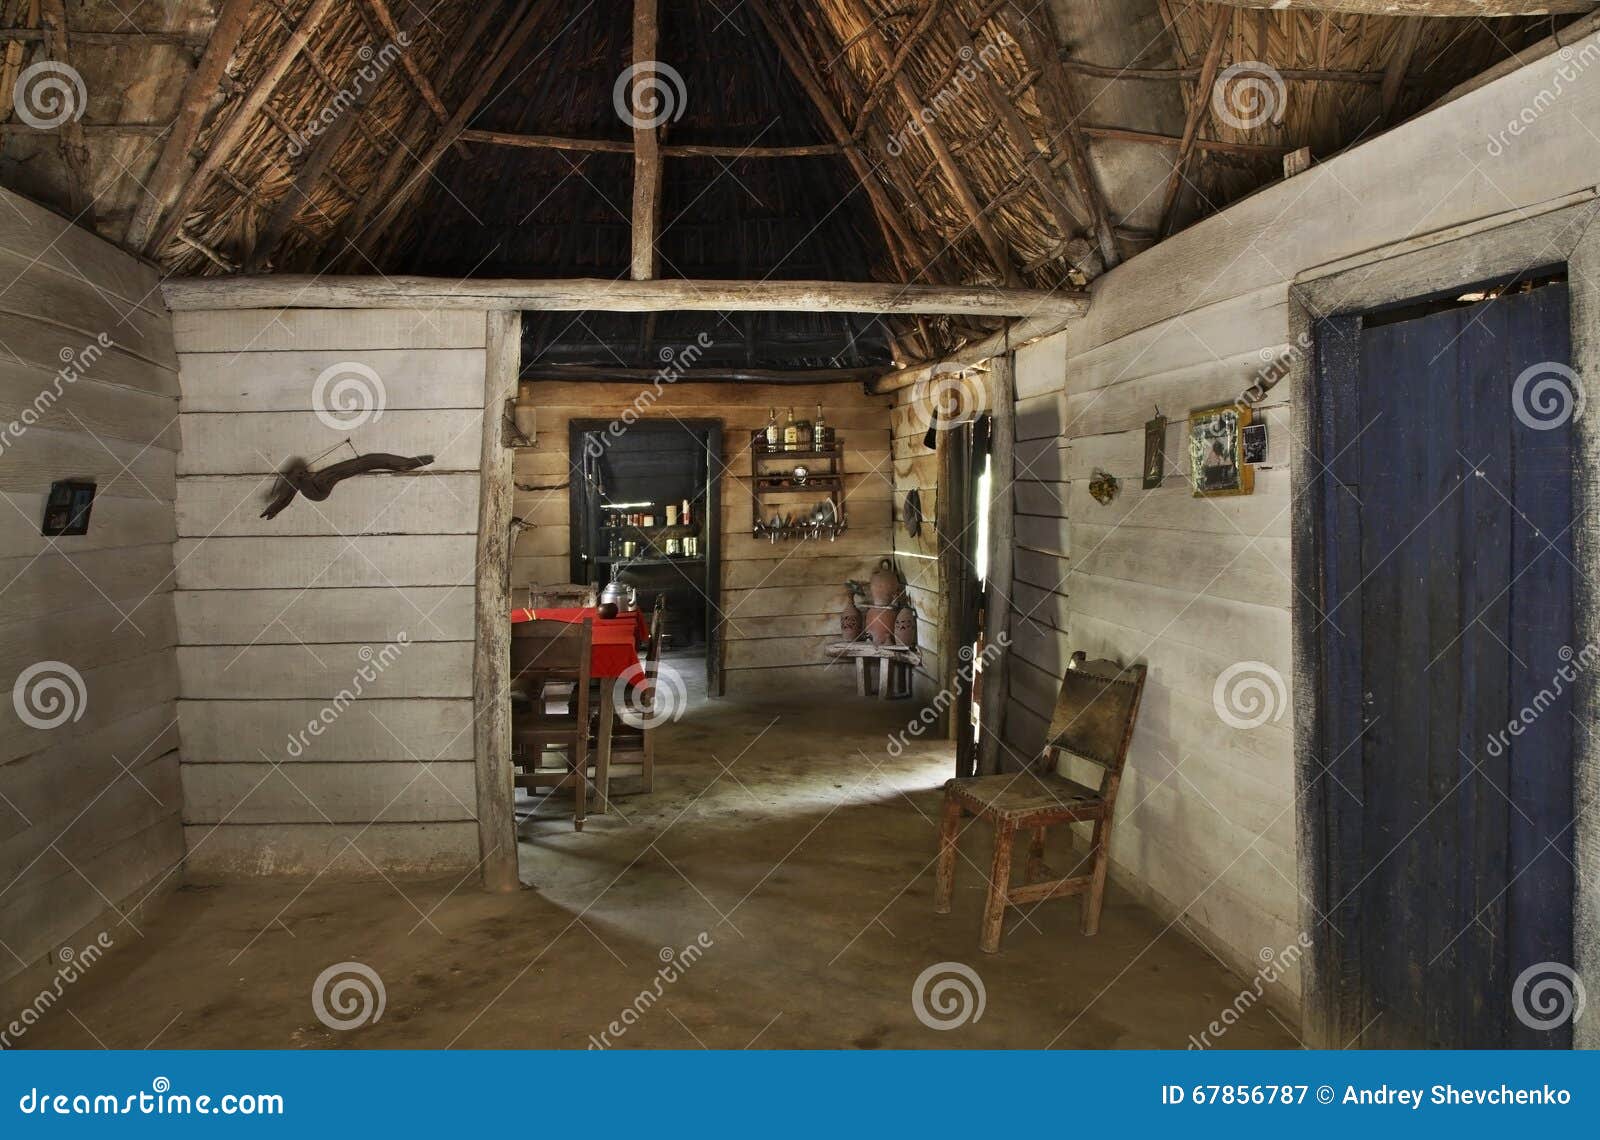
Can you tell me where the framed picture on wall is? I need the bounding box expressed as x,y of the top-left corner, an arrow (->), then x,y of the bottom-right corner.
1187,403 -> 1255,497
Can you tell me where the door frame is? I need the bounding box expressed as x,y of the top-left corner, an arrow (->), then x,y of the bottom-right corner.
1287,198 -> 1600,1048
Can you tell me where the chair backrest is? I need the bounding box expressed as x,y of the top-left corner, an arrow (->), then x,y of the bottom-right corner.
529,583 -> 594,609
510,617 -> 589,680
1044,651 -> 1147,783
647,601 -> 664,668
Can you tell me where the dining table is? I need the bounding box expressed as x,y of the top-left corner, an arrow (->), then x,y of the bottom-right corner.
508,605 -> 652,814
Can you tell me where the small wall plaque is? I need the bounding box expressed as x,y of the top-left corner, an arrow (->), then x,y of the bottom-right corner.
1242,421 -> 1268,466
1188,403 -> 1255,498
1142,413 -> 1166,489
41,480 -> 96,536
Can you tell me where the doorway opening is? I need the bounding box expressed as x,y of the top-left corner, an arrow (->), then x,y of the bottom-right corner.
1309,274 -> 1576,1048
569,419 -> 723,690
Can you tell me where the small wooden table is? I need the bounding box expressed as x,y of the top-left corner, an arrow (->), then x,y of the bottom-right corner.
511,606 -> 649,812
825,639 -> 920,700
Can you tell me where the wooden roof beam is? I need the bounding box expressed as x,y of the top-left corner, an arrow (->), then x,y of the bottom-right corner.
160,275 -> 1091,319
458,129 -> 845,158
145,0 -> 338,257
1158,5 -> 1233,239
38,0 -> 92,224
1209,1 -> 1595,14
1380,18 -> 1427,123
630,0 -> 661,281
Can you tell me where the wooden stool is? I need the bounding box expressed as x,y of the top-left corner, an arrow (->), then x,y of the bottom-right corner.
825,640 -> 919,700
935,652 -> 1146,952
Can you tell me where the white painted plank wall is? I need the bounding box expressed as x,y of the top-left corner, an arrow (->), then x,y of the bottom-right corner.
1013,52 -> 1600,1016
172,308 -> 487,876
0,188 -> 181,988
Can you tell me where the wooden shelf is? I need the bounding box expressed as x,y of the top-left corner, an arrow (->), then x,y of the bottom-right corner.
601,523 -> 700,536
749,430 -> 843,460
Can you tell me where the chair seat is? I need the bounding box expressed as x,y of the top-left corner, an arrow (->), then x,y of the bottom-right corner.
945,771 -> 1108,825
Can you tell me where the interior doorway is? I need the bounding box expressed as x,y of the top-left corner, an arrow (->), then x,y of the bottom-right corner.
1310,275 -> 1576,1048
569,419 -> 723,691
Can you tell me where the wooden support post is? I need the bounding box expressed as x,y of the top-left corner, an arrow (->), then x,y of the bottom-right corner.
978,353 -> 1015,776
630,0 -> 661,281
147,0 -> 338,256
474,310 -> 522,893
1158,5 -> 1234,238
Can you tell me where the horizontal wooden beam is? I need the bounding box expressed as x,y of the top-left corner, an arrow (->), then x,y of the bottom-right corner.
0,28 -> 207,48
520,364 -> 883,384
1075,124 -> 1296,158
1209,0 -> 1595,13
1060,56 -> 1389,84
160,275 -> 1091,318
460,128 -> 845,159
873,310 -> 1078,394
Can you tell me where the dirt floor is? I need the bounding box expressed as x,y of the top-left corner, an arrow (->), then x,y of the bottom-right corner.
14,657 -> 1298,1049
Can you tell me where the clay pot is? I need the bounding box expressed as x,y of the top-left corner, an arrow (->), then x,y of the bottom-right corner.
869,558 -> 899,607
865,605 -> 895,646
840,597 -> 863,640
893,606 -> 918,648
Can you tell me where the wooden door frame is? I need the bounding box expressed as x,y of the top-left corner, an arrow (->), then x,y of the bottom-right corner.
1288,198 -> 1600,1048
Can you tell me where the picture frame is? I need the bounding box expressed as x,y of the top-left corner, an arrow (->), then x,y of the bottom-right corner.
1187,403 -> 1255,498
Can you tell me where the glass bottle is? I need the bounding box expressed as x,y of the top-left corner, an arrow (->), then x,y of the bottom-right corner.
783,407 -> 799,451
765,408 -> 779,450
813,403 -> 827,448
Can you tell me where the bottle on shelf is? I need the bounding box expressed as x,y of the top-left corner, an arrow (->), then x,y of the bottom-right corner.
783,406 -> 799,451
681,498 -> 692,527
765,408 -> 779,450
812,403 -> 827,448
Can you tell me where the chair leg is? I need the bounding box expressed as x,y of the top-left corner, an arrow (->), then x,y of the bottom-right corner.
979,820 -> 1016,954
641,725 -> 655,793
1025,827 -> 1047,883
878,657 -> 893,701
934,793 -> 962,914
1082,819 -> 1111,935
572,748 -> 588,833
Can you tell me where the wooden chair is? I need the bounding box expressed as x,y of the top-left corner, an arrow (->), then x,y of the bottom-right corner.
601,599 -> 665,798
510,616 -> 595,831
935,651 -> 1147,952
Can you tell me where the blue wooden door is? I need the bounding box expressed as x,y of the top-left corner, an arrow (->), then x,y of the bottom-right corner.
1320,282 -> 1575,1048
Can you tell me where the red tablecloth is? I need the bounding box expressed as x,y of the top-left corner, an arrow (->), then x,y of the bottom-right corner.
508,606 -> 647,679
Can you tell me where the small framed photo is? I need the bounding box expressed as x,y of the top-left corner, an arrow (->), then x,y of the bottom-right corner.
1187,404 -> 1255,498
41,480 -> 96,536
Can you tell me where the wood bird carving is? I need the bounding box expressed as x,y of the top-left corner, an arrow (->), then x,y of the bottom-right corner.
261,453 -> 434,519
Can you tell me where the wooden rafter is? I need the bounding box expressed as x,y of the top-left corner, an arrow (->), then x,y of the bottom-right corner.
324,0 -> 500,272
146,0 -> 338,257
853,9 -> 1020,285
37,0 -> 91,222
1211,0 -> 1595,13
630,0 -> 661,281
851,0 -> 945,136
347,0 -> 557,267
1158,4 -> 1233,239
458,129 -> 845,158
1380,17 -> 1427,123
998,1 -> 1122,270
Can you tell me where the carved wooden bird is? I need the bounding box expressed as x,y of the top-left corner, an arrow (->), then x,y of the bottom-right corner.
261,453 -> 434,519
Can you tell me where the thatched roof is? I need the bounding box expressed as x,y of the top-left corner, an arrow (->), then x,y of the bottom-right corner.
0,0 -> 1584,364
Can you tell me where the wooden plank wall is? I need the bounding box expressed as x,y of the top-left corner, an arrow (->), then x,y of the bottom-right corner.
514,380 -> 895,691
1001,50 -> 1600,1019
0,188 -> 182,986
889,384 -> 942,698
171,307 -> 488,876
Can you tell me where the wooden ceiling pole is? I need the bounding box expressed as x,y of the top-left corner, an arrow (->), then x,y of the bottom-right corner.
37,0 -> 91,223
853,11 -> 1021,286
146,0 -> 338,257
998,2 -> 1122,270
749,0 -> 945,286
349,0 -> 557,266
123,0 -> 253,250
1210,1 -> 1596,14
324,0 -> 501,271
1157,4 -> 1233,239
629,0 -> 661,280
359,0 -> 448,122
457,129 -> 845,158
1380,18 -> 1426,123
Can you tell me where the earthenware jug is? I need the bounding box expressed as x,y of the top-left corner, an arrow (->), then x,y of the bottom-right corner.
869,559 -> 899,606
840,596 -> 863,640
893,606 -> 918,648
865,605 -> 894,646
